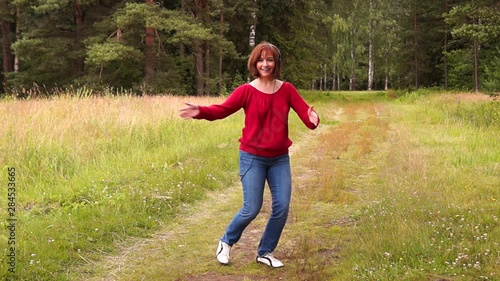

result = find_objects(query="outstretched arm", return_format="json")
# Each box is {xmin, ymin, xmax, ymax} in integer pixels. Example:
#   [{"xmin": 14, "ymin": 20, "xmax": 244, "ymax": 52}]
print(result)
[
  {"xmin": 179, "ymin": 85, "xmax": 247, "ymax": 121},
  {"xmin": 179, "ymin": 102, "xmax": 200, "ymax": 119}
]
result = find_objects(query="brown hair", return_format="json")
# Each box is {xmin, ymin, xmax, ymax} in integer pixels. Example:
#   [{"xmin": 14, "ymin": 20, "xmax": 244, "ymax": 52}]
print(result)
[{"xmin": 247, "ymin": 41, "xmax": 282, "ymax": 78}]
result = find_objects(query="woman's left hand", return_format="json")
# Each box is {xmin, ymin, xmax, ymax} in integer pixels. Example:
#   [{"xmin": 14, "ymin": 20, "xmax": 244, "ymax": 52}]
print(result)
[{"xmin": 308, "ymin": 106, "xmax": 319, "ymax": 126}]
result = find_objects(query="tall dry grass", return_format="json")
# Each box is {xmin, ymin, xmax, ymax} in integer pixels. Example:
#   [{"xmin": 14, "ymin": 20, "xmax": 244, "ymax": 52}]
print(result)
[
  {"xmin": 0, "ymin": 95, "xmax": 245, "ymax": 280},
  {"xmin": 1, "ymin": 91, "xmax": 497, "ymax": 281}
]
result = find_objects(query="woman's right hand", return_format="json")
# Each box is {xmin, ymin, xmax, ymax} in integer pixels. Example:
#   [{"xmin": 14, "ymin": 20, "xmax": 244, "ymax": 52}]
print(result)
[
  {"xmin": 308, "ymin": 106, "xmax": 319, "ymax": 127},
  {"xmin": 179, "ymin": 102, "xmax": 200, "ymax": 119}
]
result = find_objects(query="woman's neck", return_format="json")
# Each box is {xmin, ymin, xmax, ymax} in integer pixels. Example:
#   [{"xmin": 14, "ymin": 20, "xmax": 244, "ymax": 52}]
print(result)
[
  {"xmin": 257, "ymin": 77, "xmax": 275, "ymax": 87},
  {"xmin": 250, "ymin": 77, "xmax": 280, "ymax": 94}
]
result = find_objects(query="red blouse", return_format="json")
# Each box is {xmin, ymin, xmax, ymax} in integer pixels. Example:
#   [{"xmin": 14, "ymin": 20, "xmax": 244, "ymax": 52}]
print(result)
[{"xmin": 195, "ymin": 82, "xmax": 319, "ymax": 157}]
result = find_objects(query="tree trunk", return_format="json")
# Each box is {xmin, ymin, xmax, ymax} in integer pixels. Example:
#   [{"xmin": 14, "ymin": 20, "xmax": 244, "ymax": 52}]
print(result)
[
  {"xmin": 250, "ymin": 12, "xmax": 256, "ymax": 47},
  {"xmin": 204, "ymin": 41, "xmax": 210, "ymax": 93},
  {"xmin": 349, "ymin": 39, "xmax": 356, "ymax": 90},
  {"xmin": 384, "ymin": 55, "xmax": 389, "ymax": 90},
  {"xmin": 194, "ymin": 0, "xmax": 208, "ymax": 95},
  {"xmin": 323, "ymin": 64, "xmax": 327, "ymax": 91},
  {"xmin": 319, "ymin": 63, "xmax": 323, "ymax": 90},
  {"xmin": 473, "ymin": 37, "xmax": 479, "ymax": 93},
  {"xmin": 367, "ymin": 0, "xmax": 374, "ymax": 91},
  {"xmin": 14, "ymin": 7, "xmax": 19, "ymax": 74},
  {"xmin": 195, "ymin": 44, "xmax": 204, "ymax": 95},
  {"xmin": 444, "ymin": 0, "xmax": 448, "ymax": 90},
  {"xmin": 1, "ymin": 19, "xmax": 15, "ymax": 93},
  {"xmin": 368, "ymin": 38, "xmax": 374, "ymax": 91},
  {"xmin": 218, "ymin": 12, "xmax": 223, "ymax": 95},
  {"xmin": 413, "ymin": 0, "xmax": 419, "ymax": 88},
  {"xmin": 249, "ymin": 0, "xmax": 257, "ymax": 48},
  {"xmin": 144, "ymin": 0, "xmax": 155, "ymax": 82},
  {"xmin": 74, "ymin": 0, "xmax": 85, "ymax": 74},
  {"xmin": 332, "ymin": 65, "xmax": 336, "ymax": 91}
]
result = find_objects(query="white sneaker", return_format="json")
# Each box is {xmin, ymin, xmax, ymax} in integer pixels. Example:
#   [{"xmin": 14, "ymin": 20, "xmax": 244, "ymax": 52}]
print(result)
[
  {"xmin": 256, "ymin": 253, "xmax": 284, "ymax": 268},
  {"xmin": 216, "ymin": 240, "xmax": 231, "ymax": 265}
]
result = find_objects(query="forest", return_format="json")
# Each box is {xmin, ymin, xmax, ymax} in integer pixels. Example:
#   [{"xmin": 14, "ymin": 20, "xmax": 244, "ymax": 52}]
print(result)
[{"xmin": 0, "ymin": 0, "xmax": 499, "ymax": 96}]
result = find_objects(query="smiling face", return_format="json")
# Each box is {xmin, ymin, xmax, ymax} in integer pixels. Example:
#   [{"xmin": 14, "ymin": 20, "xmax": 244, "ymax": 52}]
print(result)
[
  {"xmin": 256, "ymin": 50, "xmax": 276, "ymax": 79},
  {"xmin": 247, "ymin": 42, "xmax": 282, "ymax": 79}
]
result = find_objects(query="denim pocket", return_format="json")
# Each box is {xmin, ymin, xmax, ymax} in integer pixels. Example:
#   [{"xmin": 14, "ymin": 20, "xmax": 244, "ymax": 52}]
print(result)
[{"xmin": 239, "ymin": 151, "xmax": 254, "ymax": 180}]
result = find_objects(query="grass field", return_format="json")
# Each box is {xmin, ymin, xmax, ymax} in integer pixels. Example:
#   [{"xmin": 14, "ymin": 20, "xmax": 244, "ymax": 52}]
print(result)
[{"xmin": 0, "ymin": 90, "xmax": 498, "ymax": 280}]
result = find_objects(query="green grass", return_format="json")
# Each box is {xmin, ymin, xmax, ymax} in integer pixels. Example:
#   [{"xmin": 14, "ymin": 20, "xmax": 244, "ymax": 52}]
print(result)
[
  {"xmin": 300, "ymin": 90, "xmax": 388, "ymax": 104},
  {"xmin": 0, "ymin": 91, "xmax": 498, "ymax": 280},
  {"xmin": 329, "ymin": 93, "xmax": 499, "ymax": 280},
  {"xmin": 0, "ymin": 96, "xmax": 245, "ymax": 280},
  {"xmin": 0, "ymin": 94, "xmax": 317, "ymax": 280}
]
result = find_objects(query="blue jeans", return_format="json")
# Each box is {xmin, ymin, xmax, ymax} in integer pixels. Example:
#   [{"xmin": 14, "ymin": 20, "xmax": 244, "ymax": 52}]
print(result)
[{"xmin": 221, "ymin": 150, "xmax": 292, "ymax": 257}]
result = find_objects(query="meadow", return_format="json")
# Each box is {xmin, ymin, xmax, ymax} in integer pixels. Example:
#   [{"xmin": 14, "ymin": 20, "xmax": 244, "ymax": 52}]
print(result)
[{"xmin": 0, "ymin": 90, "xmax": 498, "ymax": 280}]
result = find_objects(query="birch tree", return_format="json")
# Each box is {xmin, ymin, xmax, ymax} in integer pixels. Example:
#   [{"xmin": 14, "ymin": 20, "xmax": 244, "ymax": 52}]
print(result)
[
  {"xmin": 367, "ymin": 0, "xmax": 375, "ymax": 90},
  {"xmin": 347, "ymin": 0, "xmax": 368, "ymax": 90},
  {"xmin": 331, "ymin": 14, "xmax": 350, "ymax": 90},
  {"xmin": 377, "ymin": 0, "xmax": 400, "ymax": 90}
]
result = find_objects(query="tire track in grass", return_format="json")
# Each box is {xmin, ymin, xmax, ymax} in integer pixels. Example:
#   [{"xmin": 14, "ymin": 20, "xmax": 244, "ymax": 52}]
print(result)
[
  {"xmin": 82, "ymin": 123, "xmax": 331, "ymax": 281},
  {"xmin": 82, "ymin": 103, "xmax": 389, "ymax": 281},
  {"xmin": 286, "ymin": 104, "xmax": 391, "ymax": 280}
]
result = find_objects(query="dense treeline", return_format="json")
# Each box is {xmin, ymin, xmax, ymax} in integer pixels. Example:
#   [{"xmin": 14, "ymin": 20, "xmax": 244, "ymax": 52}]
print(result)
[{"xmin": 0, "ymin": 0, "xmax": 499, "ymax": 96}]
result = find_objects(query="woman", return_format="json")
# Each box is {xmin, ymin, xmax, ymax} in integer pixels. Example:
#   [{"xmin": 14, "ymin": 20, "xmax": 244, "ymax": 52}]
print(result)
[{"xmin": 179, "ymin": 41, "xmax": 319, "ymax": 268}]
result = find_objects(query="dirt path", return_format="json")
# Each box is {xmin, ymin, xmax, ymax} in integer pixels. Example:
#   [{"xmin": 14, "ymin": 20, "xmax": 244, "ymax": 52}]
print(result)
[
  {"xmin": 83, "ymin": 104, "xmax": 386, "ymax": 281},
  {"xmin": 84, "ymin": 124, "xmax": 330, "ymax": 281}
]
